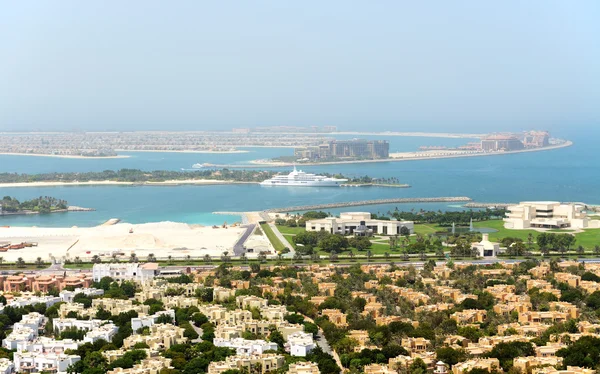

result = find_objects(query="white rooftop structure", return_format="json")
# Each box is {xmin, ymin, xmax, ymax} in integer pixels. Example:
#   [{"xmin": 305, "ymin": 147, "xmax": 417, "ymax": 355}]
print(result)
[
  {"xmin": 92, "ymin": 263, "xmax": 159, "ymax": 283},
  {"xmin": 14, "ymin": 351, "xmax": 80, "ymax": 374},
  {"xmin": 213, "ymin": 338, "xmax": 278, "ymax": 355},
  {"xmin": 285, "ymin": 332, "xmax": 316, "ymax": 357}
]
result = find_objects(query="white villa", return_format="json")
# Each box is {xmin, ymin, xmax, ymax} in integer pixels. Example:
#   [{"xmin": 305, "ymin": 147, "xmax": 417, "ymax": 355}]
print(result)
[
  {"xmin": 504, "ymin": 201, "xmax": 600, "ymax": 230},
  {"xmin": 471, "ymin": 234, "xmax": 500, "ymax": 257},
  {"xmin": 305, "ymin": 212, "xmax": 414, "ymax": 236}
]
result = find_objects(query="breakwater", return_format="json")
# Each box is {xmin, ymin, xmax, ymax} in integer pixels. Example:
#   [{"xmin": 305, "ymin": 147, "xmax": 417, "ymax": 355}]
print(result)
[
  {"xmin": 264, "ymin": 196, "xmax": 472, "ymax": 213},
  {"xmin": 464, "ymin": 202, "xmax": 513, "ymax": 209}
]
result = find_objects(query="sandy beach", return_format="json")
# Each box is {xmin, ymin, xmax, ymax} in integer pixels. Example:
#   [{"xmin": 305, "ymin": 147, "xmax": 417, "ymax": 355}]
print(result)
[
  {"xmin": 0, "ymin": 152, "xmax": 130, "ymax": 159},
  {"xmin": 0, "ymin": 179, "xmax": 259, "ymax": 188},
  {"xmin": 0, "ymin": 222, "xmax": 247, "ymax": 262}
]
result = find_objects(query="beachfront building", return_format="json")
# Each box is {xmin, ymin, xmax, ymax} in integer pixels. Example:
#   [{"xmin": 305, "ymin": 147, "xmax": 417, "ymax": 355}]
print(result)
[
  {"xmin": 305, "ymin": 212, "xmax": 414, "ymax": 236},
  {"xmin": 503, "ymin": 201, "xmax": 599, "ymax": 230},
  {"xmin": 92, "ymin": 263, "xmax": 159, "ymax": 283},
  {"xmin": 294, "ymin": 139, "xmax": 389, "ymax": 160},
  {"xmin": 481, "ymin": 135, "xmax": 524, "ymax": 151},
  {"xmin": 471, "ymin": 234, "xmax": 500, "ymax": 257}
]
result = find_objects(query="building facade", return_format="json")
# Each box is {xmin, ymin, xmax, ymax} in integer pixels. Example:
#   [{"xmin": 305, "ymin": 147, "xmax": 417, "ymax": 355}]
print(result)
[
  {"xmin": 504, "ymin": 201, "xmax": 599, "ymax": 229},
  {"xmin": 305, "ymin": 212, "xmax": 414, "ymax": 236}
]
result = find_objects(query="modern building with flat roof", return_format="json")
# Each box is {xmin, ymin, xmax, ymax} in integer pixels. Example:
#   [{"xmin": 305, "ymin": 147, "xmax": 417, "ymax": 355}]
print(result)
[
  {"xmin": 305, "ymin": 212, "xmax": 414, "ymax": 236},
  {"xmin": 504, "ymin": 201, "xmax": 600, "ymax": 230}
]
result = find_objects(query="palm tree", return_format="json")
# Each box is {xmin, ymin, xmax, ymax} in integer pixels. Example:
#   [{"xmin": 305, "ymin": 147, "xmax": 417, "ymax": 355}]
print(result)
[
  {"xmin": 167, "ymin": 255, "xmax": 173, "ymax": 264},
  {"xmin": 147, "ymin": 253, "xmax": 156, "ymax": 262},
  {"xmin": 258, "ymin": 253, "xmax": 267, "ymax": 264},
  {"xmin": 419, "ymin": 250, "xmax": 426, "ymax": 261},
  {"xmin": 91, "ymin": 255, "xmax": 101, "ymax": 264},
  {"xmin": 329, "ymin": 251, "xmax": 338, "ymax": 263},
  {"xmin": 576, "ymin": 246, "xmax": 585, "ymax": 257},
  {"xmin": 0, "ymin": 256, "xmax": 4, "ymax": 265},
  {"xmin": 16, "ymin": 257, "xmax": 25, "ymax": 268},
  {"xmin": 435, "ymin": 248, "xmax": 444, "ymax": 258},
  {"xmin": 348, "ymin": 250, "xmax": 355, "ymax": 262},
  {"xmin": 186, "ymin": 254, "xmax": 192, "ymax": 264},
  {"xmin": 594, "ymin": 245, "xmax": 600, "ymax": 257},
  {"xmin": 203, "ymin": 254, "xmax": 212, "ymax": 263},
  {"xmin": 35, "ymin": 257, "xmax": 44, "ymax": 268},
  {"xmin": 311, "ymin": 253, "xmax": 320, "ymax": 263},
  {"xmin": 221, "ymin": 251, "xmax": 231, "ymax": 263},
  {"xmin": 111, "ymin": 253, "xmax": 119, "ymax": 263},
  {"xmin": 129, "ymin": 253, "xmax": 138, "ymax": 263},
  {"xmin": 366, "ymin": 250, "xmax": 372, "ymax": 262},
  {"xmin": 74, "ymin": 256, "xmax": 82, "ymax": 264},
  {"xmin": 240, "ymin": 253, "xmax": 248, "ymax": 264},
  {"xmin": 402, "ymin": 251, "xmax": 409, "ymax": 261},
  {"xmin": 276, "ymin": 253, "xmax": 283, "ymax": 264},
  {"xmin": 527, "ymin": 233, "xmax": 534, "ymax": 249},
  {"xmin": 293, "ymin": 252, "xmax": 303, "ymax": 263}
]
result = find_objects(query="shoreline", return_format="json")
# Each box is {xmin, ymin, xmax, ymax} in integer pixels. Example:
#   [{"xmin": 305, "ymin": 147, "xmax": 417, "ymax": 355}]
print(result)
[
  {"xmin": 0, "ymin": 180, "xmax": 260, "ymax": 188},
  {"xmin": 217, "ymin": 141, "xmax": 573, "ymax": 168},
  {"xmin": 0, "ymin": 152, "xmax": 130, "ymax": 159},
  {"xmin": 116, "ymin": 149, "xmax": 250, "ymax": 154}
]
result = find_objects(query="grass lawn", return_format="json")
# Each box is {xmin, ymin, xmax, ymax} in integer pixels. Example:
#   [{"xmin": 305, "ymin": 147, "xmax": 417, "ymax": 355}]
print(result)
[
  {"xmin": 472, "ymin": 220, "xmax": 538, "ymax": 243},
  {"xmin": 572, "ymin": 229, "xmax": 600, "ymax": 249},
  {"xmin": 275, "ymin": 226, "xmax": 306, "ymax": 235},
  {"xmin": 414, "ymin": 223, "xmax": 444, "ymax": 236},
  {"xmin": 260, "ymin": 223, "xmax": 287, "ymax": 252}
]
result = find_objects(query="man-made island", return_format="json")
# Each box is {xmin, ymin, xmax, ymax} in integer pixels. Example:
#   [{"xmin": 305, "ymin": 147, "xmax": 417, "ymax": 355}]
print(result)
[
  {"xmin": 0, "ymin": 196, "xmax": 92, "ymax": 215},
  {"xmin": 0, "ymin": 169, "xmax": 409, "ymax": 188}
]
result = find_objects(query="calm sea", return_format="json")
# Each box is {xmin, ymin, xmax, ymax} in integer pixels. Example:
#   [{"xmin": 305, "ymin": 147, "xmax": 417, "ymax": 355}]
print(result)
[{"xmin": 0, "ymin": 132, "xmax": 596, "ymax": 227}]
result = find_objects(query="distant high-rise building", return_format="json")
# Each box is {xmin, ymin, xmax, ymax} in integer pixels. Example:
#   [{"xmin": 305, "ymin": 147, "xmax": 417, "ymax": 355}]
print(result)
[
  {"xmin": 522, "ymin": 131, "xmax": 550, "ymax": 148},
  {"xmin": 481, "ymin": 135, "xmax": 524, "ymax": 152},
  {"xmin": 294, "ymin": 139, "xmax": 389, "ymax": 160}
]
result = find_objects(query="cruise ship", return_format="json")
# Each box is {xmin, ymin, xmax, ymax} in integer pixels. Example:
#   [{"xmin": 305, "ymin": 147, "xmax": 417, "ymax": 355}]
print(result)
[{"xmin": 260, "ymin": 167, "xmax": 347, "ymax": 187}]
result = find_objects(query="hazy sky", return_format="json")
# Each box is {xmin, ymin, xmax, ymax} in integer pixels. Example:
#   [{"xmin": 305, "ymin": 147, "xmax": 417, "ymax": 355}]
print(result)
[{"xmin": 1, "ymin": 1, "xmax": 599, "ymax": 133}]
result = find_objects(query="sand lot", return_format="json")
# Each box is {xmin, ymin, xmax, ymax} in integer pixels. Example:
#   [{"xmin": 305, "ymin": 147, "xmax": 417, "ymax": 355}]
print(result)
[{"xmin": 0, "ymin": 222, "xmax": 245, "ymax": 262}]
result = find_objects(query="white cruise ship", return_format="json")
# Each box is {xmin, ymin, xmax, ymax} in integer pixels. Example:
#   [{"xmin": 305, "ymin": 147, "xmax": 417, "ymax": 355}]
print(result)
[{"xmin": 260, "ymin": 167, "xmax": 347, "ymax": 187}]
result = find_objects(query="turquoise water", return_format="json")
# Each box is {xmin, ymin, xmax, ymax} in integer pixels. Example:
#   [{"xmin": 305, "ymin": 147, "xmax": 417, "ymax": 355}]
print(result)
[{"xmin": 0, "ymin": 132, "xmax": 595, "ymax": 227}]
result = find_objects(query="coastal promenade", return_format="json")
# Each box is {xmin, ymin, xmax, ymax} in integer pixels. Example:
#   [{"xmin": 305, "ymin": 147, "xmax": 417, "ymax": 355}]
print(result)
[{"xmin": 264, "ymin": 196, "xmax": 472, "ymax": 213}]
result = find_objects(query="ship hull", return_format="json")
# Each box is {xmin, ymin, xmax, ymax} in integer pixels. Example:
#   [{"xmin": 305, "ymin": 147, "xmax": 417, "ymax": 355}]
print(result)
[{"xmin": 259, "ymin": 180, "xmax": 345, "ymax": 187}]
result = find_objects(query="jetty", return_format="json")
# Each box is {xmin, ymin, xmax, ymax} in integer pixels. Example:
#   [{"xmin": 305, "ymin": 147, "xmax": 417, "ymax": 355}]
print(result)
[
  {"xmin": 464, "ymin": 202, "xmax": 513, "ymax": 209},
  {"xmin": 264, "ymin": 196, "xmax": 472, "ymax": 213}
]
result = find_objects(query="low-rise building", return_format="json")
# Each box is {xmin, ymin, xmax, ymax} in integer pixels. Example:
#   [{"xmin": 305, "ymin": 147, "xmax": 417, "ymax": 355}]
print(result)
[
  {"xmin": 13, "ymin": 352, "xmax": 80, "ymax": 374},
  {"xmin": 306, "ymin": 212, "xmax": 414, "ymax": 236},
  {"xmin": 287, "ymin": 362, "xmax": 320, "ymax": 374},
  {"xmin": 92, "ymin": 263, "xmax": 159, "ymax": 283},
  {"xmin": 286, "ymin": 332, "xmax": 316, "ymax": 357},
  {"xmin": 452, "ymin": 358, "xmax": 500, "ymax": 374}
]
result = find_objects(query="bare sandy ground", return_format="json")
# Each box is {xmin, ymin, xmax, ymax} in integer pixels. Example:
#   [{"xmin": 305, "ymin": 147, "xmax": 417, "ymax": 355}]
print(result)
[{"xmin": 0, "ymin": 222, "xmax": 245, "ymax": 262}]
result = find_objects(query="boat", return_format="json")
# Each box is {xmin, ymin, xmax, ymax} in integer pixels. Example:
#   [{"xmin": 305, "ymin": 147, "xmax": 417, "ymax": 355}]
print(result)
[
  {"xmin": 260, "ymin": 166, "xmax": 347, "ymax": 187},
  {"xmin": 192, "ymin": 163, "xmax": 208, "ymax": 168}
]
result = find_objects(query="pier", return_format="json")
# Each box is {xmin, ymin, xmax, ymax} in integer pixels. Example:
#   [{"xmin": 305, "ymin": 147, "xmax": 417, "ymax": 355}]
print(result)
[{"xmin": 264, "ymin": 196, "xmax": 472, "ymax": 213}]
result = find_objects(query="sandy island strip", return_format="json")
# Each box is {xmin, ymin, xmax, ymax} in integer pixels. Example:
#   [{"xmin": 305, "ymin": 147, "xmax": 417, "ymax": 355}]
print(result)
[
  {"xmin": 236, "ymin": 141, "xmax": 573, "ymax": 168},
  {"xmin": 116, "ymin": 149, "xmax": 250, "ymax": 154},
  {"xmin": 0, "ymin": 180, "xmax": 259, "ymax": 188},
  {"xmin": 0, "ymin": 152, "xmax": 130, "ymax": 159}
]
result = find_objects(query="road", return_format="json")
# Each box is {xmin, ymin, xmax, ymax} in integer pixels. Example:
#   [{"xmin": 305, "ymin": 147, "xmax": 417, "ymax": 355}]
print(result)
[{"xmin": 232, "ymin": 224, "xmax": 256, "ymax": 256}]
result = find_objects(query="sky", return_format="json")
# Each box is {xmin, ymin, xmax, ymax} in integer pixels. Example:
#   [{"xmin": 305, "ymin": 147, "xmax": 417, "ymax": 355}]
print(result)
[{"xmin": 1, "ymin": 1, "xmax": 599, "ymax": 134}]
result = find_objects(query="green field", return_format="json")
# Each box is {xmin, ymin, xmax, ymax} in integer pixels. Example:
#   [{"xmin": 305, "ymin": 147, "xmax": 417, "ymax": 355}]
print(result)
[{"xmin": 260, "ymin": 223, "xmax": 287, "ymax": 252}]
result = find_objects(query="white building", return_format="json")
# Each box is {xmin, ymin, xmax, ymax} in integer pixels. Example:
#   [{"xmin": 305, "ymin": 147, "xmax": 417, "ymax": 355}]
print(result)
[
  {"xmin": 306, "ymin": 212, "xmax": 414, "ymax": 236},
  {"xmin": 13, "ymin": 352, "xmax": 80, "ymax": 374},
  {"xmin": 60, "ymin": 288, "xmax": 104, "ymax": 303},
  {"xmin": 53, "ymin": 318, "xmax": 104, "ymax": 333},
  {"xmin": 471, "ymin": 234, "xmax": 500, "ymax": 258},
  {"xmin": 131, "ymin": 310, "xmax": 176, "ymax": 331},
  {"xmin": 3, "ymin": 328, "xmax": 36, "ymax": 350},
  {"xmin": 286, "ymin": 332, "xmax": 316, "ymax": 357},
  {"xmin": 92, "ymin": 263, "xmax": 159, "ymax": 283},
  {"xmin": 504, "ymin": 201, "xmax": 600, "ymax": 230},
  {"xmin": 17, "ymin": 337, "xmax": 79, "ymax": 354},
  {"xmin": 213, "ymin": 338, "xmax": 278, "ymax": 355},
  {"xmin": 0, "ymin": 358, "xmax": 13, "ymax": 374},
  {"xmin": 8, "ymin": 295, "xmax": 61, "ymax": 308},
  {"xmin": 84, "ymin": 324, "xmax": 119, "ymax": 344}
]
